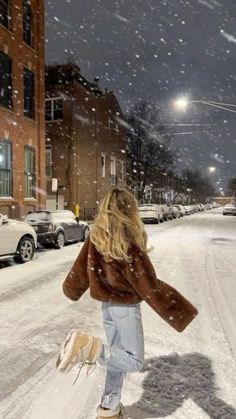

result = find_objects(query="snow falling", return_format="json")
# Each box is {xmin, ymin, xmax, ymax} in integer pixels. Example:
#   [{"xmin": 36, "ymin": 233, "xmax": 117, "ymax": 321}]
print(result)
[
  {"xmin": 1, "ymin": 1, "xmax": 236, "ymax": 418},
  {"xmin": 45, "ymin": 0, "xmax": 236, "ymax": 194}
]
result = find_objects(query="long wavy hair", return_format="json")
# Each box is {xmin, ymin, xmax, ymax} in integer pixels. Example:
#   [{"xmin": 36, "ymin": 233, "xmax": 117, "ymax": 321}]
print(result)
[{"xmin": 90, "ymin": 188, "xmax": 148, "ymax": 262}]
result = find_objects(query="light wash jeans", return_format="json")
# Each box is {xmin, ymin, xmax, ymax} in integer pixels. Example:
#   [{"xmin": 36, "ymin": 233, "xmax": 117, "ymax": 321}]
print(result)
[{"xmin": 98, "ymin": 302, "xmax": 144, "ymax": 411}]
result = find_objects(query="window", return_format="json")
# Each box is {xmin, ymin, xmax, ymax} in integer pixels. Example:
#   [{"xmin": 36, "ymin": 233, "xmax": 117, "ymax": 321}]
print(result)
[
  {"xmin": 0, "ymin": 50, "xmax": 12, "ymax": 109},
  {"xmin": 0, "ymin": 0, "xmax": 12, "ymax": 30},
  {"xmin": 45, "ymin": 98, "xmax": 63, "ymax": 121},
  {"xmin": 101, "ymin": 153, "xmax": 106, "ymax": 178},
  {"xmin": 23, "ymin": 0, "xmax": 33, "ymax": 47},
  {"xmin": 110, "ymin": 156, "xmax": 117, "ymax": 185},
  {"xmin": 118, "ymin": 160, "xmax": 124, "ymax": 181},
  {"xmin": 45, "ymin": 145, "xmax": 52, "ymax": 178},
  {"xmin": 24, "ymin": 67, "xmax": 34, "ymax": 118},
  {"xmin": 0, "ymin": 140, "xmax": 12, "ymax": 196},
  {"xmin": 108, "ymin": 118, "xmax": 113, "ymax": 130},
  {"xmin": 24, "ymin": 146, "xmax": 35, "ymax": 197}
]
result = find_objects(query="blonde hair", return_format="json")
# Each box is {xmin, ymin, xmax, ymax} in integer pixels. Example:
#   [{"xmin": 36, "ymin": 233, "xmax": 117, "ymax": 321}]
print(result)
[{"xmin": 90, "ymin": 188, "xmax": 148, "ymax": 262}]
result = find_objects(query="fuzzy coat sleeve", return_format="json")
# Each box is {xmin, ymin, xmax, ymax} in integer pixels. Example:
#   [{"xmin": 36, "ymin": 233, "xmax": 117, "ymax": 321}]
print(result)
[
  {"xmin": 62, "ymin": 236, "xmax": 90, "ymax": 301},
  {"xmin": 122, "ymin": 247, "xmax": 198, "ymax": 332}
]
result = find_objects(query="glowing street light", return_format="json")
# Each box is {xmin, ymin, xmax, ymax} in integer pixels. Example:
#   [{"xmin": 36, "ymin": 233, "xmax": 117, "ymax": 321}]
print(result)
[
  {"xmin": 208, "ymin": 166, "xmax": 216, "ymax": 173},
  {"xmin": 173, "ymin": 96, "xmax": 236, "ymax": 114},
  {"xmin": 173, "ymin": 97, "xmax": 189, "ymax": 112}
]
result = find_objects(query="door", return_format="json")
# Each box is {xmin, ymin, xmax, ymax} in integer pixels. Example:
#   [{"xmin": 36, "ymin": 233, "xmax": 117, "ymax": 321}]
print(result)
[
  {"xmin": 0, "ymin": 217, "xmax": 18, "ymax": 255},
  {"xmin": 68, "ymin": 218, "xmax": 83, "ymax": 241}
]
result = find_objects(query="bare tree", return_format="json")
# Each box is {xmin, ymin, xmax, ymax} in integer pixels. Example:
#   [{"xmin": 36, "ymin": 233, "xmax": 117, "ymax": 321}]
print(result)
[
  {"xmin": 228, "ymin": 177, "xmax": 236, "ymax": 194},
  {"xmin": 126, "ymin": 101, "xmax": 177, "ymax": 199},
  {"xmin": 182, "ymin": 169, "xmax": 215, "ymax": 203}
]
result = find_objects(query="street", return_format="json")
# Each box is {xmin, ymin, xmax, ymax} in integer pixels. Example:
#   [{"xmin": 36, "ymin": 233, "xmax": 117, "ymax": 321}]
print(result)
[{"xmin": 0, "ymin": 209, "xmax": 236, "ymax": 419}]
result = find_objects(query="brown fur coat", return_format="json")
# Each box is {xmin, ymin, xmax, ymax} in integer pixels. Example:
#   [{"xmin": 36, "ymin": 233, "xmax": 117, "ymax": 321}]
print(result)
[{"xmin": 63, "ymin": 236, "xmax": 198, "ymax": 332}]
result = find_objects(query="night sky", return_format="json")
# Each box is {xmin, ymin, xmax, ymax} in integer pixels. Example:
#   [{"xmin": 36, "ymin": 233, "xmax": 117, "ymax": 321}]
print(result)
[{"xmin": 45, "ymin": 0, "xmax": 236, "ymax": 193}]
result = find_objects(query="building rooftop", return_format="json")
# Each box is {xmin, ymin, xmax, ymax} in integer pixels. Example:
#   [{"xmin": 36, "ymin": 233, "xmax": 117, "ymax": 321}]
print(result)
[{"xmin": 45, "ymin": 64, "xmax": 110, "ymax": 97}]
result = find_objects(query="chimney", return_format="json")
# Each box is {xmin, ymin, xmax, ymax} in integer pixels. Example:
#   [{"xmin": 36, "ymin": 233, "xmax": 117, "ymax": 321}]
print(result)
[{"xmin": 94, "ymin": 76, "xmax": 100, "ymax": 87}]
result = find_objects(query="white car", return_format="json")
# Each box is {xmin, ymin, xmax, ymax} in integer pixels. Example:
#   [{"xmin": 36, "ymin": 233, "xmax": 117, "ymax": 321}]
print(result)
[
  {"xmin": 222, "ymin": 204, "xmax": 236, "ymax": 216},
  {"xmin": 174, "ymin": 204, "xmax": 186, "ymax": 217},
  {"xmin": 138, "ymin": 204, "xmax": 164, "ymax": 224},
  {"xmin": 0, "ymin": 214, "xmax": 37, "ymax": 263}
]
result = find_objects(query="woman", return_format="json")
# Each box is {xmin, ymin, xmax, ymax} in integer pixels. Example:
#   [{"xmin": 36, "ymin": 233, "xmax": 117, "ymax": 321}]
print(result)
[{"xmin": 57, "ymin": 188, "xmax": 198, "ymax": 419}]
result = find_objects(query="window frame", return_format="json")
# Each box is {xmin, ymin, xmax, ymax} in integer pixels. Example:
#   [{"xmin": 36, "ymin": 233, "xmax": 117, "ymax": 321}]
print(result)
[
  {"xmin": 101, "ymin": 152, "xmax": 106, "ymax": 178},
  {"xmin": 45, "ymin": 97, "xmax": 63, "ymax": 121},
  {"xmin": 108, "ymin": 117, "xmax": 113, "ymax": 130},
  {"xmin": 24, "ymin": 145, "xmax": 35, "ymax": 198},
  {"xmin": 0, "ymin": 139, "xmax": 12, "ymax": 197},
  {"xmin": 0, "ymin": 50, "xmax": 13, "ymax": 110},
  {"xmin": 110, "ymin": 155, "xmax": 117, "ymax": 185},
  {"xmin": 118, "ymin": 159, "xmax": 124, "ymax": 181},
  {"xmin": 23, "ymin": 67, "xmax": 35, "ymax": 119},
  {"xmin": 0, "ymin": 0, "xmax": 12, "ymax": 30},
  {"xmin": 23, "ymin": 0, "xmax": 34, "ymax": 47},
  {"xmin": 45, "ymin": 144, "xmax": 52, "ymax": 179}
]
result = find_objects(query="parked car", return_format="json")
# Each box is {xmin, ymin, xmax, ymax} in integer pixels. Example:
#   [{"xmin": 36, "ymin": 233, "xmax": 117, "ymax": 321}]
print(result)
[
  {"xmin": 183, "ymin": 205, "xmax": 192, "ymax": 215},
  {"xmin": 24, "ymin": 210, "xmax": 90, "ymax": 248},
  {"xmin": 160, "ymin": 205, "xmax": 173, "ymax": 221},
  {"xmin": 222, "ymin": 204, "xmax": 236, "ymax": 216},
  {"xmin": 169, "ymin": 205, "xmax": 181, "ymax": 219},
  {"xmin": 138, "ymin": 204, "xmax": 164, "ymax": 224},
  {"xmin": 174, "ymin": 204, "xmax": 186, "ymax": 217},
  {"xmin": 205, "ymin": 203, "xmax": 213, "ymax": 210},
  {"xmin": 0, "ymin": 213, "xmax": 37, "ymax": 263},
  {"xmin": 189, "ymin": 205, "xmax": 198, "ymax": 213},
  {"xmin": 199, "ymin": 203, "xmax": 205, "ymax": 211}
]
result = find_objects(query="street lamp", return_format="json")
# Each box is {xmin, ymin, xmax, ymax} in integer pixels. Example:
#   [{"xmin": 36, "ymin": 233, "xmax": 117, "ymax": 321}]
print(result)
[{"xmin": 173, "ymin": 97, "xmax": 236, "ymax": 114}]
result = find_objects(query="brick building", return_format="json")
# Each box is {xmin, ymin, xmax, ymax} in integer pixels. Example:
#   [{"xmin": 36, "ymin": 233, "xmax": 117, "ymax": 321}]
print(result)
[
  {"xmin": 0, "ymin": 0, "xmax": 45, "ymax": 219},
  {"xmin": 45, "ymin": 64, "xmax": 127, "ymax": 219}
]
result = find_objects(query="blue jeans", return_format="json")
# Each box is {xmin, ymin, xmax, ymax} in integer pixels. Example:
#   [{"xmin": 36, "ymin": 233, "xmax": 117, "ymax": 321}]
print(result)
[{"xmin": 98, "ymin": 302, "xmax": 144, "ymax": 411}]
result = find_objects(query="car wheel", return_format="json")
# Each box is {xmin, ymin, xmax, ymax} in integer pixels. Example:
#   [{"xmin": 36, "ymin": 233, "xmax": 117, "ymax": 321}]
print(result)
[
  {"xmin": 82, "ymin": 227, "xmax": 90, "ymax": 241},
  {"xmin": 55, "ymin": 232, "xmax": 65, "ymax": 249},
  {"xmin": 14, "ymin": 236, "xmax": 35, "ymax": 263}
]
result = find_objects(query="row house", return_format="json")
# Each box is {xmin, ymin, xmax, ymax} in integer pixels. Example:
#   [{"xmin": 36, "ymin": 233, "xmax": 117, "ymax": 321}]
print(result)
[
  {"xmin": 45, "ymin": 64, "xmax": 127, "ymax": 220},
  {"xmin": 0, "ymin": 0, "xmax": 45, "ymax": 219}
]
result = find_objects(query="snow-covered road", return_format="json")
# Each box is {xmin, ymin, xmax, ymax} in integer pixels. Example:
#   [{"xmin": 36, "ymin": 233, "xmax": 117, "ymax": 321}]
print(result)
[{"xmin": 0, "ymin": 208, "xmax": 236, "ymax": 419}]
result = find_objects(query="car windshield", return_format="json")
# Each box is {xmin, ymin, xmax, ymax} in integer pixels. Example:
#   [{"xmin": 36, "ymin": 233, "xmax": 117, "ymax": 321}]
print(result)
[{"xmin": 25, "ymin": 212, "xmax": 52, "ymax": 222}]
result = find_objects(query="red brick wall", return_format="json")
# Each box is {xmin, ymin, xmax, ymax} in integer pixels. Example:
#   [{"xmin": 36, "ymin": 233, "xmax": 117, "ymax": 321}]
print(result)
[
  {"xmin": 46, "ymin": 76, "xmax": 127, "ymax": 219},
  {"xmin": 0, "ymin": 0, "xmax": 45, "ymax": 219}
]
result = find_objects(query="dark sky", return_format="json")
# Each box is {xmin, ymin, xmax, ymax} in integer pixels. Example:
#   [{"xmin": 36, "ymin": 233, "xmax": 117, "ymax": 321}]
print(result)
[{"xmin": 45, "ymin": 0, "xmax": 236, "ymax": 193}]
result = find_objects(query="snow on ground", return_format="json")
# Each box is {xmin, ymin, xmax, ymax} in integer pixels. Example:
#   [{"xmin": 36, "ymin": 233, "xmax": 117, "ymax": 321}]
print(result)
[{"xmin": 0, "ymin": 208, "xmax": 236, "ymax": 419}]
